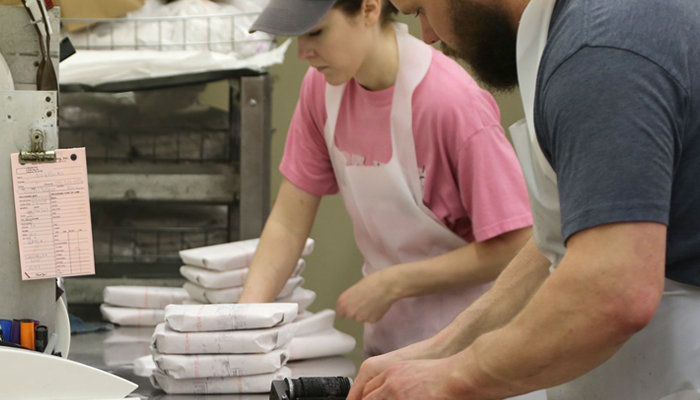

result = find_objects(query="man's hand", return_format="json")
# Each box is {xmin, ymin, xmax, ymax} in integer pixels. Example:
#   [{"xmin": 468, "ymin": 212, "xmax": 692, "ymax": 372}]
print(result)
[
  {"xmin": 361, "ymin": 358, "xmax": 466, "ymax": 400},
  {"xmin": 336, "ymin": 270, "xmax": 400, "ymax": 323},
  {"xmin": 348, "ymin": 339, "xmax": 444, "ymax": 400}
]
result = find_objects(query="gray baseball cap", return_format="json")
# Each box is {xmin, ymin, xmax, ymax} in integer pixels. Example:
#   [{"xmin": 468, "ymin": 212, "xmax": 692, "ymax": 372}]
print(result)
[{"xmin": 250, "ymin": 0, "xmax": 338, "ymax": 36}]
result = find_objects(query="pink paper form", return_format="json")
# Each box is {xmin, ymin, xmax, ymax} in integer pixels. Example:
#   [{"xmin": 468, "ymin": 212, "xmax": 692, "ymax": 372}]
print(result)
[{"xmin": 11, "ymin": 148, "xmax": 95, "ymax": 280}]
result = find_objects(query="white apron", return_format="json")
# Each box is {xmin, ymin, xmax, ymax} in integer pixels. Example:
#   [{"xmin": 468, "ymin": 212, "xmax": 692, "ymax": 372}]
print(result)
[
  {"xmin": 510, "ymin": 0, "xmax": 700, "ymax": 399},
  {"xmin": 323, "ymin": 24, "xmax": 493, "ymax": 357}
]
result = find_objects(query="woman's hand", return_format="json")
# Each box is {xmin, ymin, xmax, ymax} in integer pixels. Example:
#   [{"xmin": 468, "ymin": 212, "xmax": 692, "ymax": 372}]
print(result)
[{"xmin": 336, "ymin": 269, "xmax": 402, "ymax": 323}]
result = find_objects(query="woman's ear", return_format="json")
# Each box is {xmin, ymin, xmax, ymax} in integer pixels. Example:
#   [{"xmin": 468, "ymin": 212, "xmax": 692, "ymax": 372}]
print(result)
[{"xmin": 362, "ymin": 0, "xmax": 383, "ymax": 27}]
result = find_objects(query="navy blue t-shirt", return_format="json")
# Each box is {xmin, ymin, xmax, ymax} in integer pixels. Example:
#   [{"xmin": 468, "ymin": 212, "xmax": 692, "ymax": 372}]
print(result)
[{"xmin": 534, "ymin": 0, "xmax": 700, "ymax": 285}]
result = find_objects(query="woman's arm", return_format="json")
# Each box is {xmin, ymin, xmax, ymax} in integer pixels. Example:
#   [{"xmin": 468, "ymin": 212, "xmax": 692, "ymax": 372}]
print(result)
[
  {"xmin": 336, "ymin": 226, "xmax": 532, "ymax": 322},
  {"xmin": 238, "ymin": 177, "xmax": 321, "ymax": 303},
  {"xmin": 392, "ymin": 226, "xmax": 532, "ymax": 297}
]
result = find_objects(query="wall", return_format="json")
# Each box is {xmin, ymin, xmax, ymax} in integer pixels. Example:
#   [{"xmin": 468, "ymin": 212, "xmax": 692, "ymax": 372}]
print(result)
[{"xmin": 260, "ymin": 16, "xmax": 524, "ymax": 365}]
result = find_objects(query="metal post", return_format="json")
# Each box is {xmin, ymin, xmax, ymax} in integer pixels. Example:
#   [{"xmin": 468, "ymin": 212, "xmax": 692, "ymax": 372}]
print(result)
[
  {"xmin": 237, "ymin": 75, "xmax": 272, "ymax": 240},
  {"xmin": 0, "ymin": 6, "xmax": 61, "ymax": 334}
]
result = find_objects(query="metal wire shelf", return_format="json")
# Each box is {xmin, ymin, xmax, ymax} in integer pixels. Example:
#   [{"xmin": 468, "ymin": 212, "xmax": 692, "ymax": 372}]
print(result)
[
  {"xmin": 94, "ymin": 226, "xmax": 229, "ymax": 264},
  {"xmin": 63, "ymin": 12, "xmax": 273, "ymax": 52},
  {"xmin": 60, "ymin": 127, "xmax": 236, "ymax": 163}
]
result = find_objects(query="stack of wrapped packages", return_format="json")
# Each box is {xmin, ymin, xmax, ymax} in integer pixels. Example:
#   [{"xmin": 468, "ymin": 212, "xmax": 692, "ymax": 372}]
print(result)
[
  {"xmin": 101, "ymin": 286, "xmax": 192, "ymax": 327},
  {"xmin": 178, "ymin": 238, "xmax": 316, "ymax": 311},
  {"xmin": 148, "ymin": 303, "xmax": 357, "ymax": 394},
  {"xmin": 129, "ymin": 237, "xmax": 358, "ymax": 395}
]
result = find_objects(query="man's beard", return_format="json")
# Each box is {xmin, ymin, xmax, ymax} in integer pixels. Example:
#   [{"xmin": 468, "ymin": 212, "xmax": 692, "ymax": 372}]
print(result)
[{"xmin": 442, "ymin": 0, "xmax": 519, "ymax": 92}]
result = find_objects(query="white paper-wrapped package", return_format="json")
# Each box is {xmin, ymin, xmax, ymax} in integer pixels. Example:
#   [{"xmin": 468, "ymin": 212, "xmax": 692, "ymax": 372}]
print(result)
[
  {"xmin": 103, "ymin": 286, "xmax": 192, "ymax": 309},
  {"xmin": 152, "ymin": 322, "xmax": 296, "ymax": 354},
  {"xmin": 180, "ymin": 259, "xmax": 306, "ymax": 289},
  {"xmin": 153, "ymin": 348, "xmax": 290, "ymax": 378},
  {"xmin": 104, "ymin": 327, "xmax": 155, "ymax": 365},
  {"xmin": 278, "ymin": 288, "xmax": 316, "ymax": 313},
  {"xmin": 180, "ymin": 288, "xmax": 316, "ymax": 313},
  {"xmin": 101, "ymin": 303, "xmax": 165, "ymax": 326},
  {"xmin": 151, "ymin": 368, "xmax": 291, "ymax": 394},
  {"xmin": 183, "ymin": 276, "xmax": 304, "ymax": 304},
  {"xmin": 287, "ymin": 356, "xmax": 357, "ymax": 378},
  {"xmin": 105, "ymin": 326, "xmax": 155, "ymax": 343},
  {"xmin": 104, "ymin": 341, "xmax": 152, "ymax": 367},
  {"xmin": 292, "ymin": 309, "xmax": 336, "ymax": 336},
  {"xmin": 165, "ymin": 303, "xmax": 298, "ymax": 332},
  {"xmin": 288, "ymin": 329, "xmax": 356, "ymax": 361},
  {"xmin": 134, "ymin": 355, "xmax": 158, "ymax": 377},
  {"xmin": 181, "ymin": 299, "xmax": 207, "ymax": 305},
  {"xmin": 179, "ymin": 238, "xmax": 314, "ymax": 271}
]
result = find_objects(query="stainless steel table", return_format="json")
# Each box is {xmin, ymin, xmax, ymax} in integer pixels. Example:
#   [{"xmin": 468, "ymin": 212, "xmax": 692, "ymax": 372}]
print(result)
[{"xmin": 68, "ymin": 329, "xmax": 357, "ymax": 400}]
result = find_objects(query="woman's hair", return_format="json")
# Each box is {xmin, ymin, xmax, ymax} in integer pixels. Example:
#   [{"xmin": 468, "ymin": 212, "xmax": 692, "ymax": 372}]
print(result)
[{"xmin": 333, "ymin": 0, "xmax": 399, "ymax": 25}]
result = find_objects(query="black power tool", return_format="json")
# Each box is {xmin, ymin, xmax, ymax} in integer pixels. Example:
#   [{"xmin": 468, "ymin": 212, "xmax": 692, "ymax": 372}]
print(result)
[{"xmin": 270, "ymin": 377, "xmax": 353, "ymax": 400}]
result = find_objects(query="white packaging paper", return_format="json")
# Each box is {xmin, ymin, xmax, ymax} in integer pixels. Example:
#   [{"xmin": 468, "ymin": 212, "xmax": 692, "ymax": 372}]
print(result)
[
  {"xmin": 104, "ymin": 327, "xmax": 155, "ymax": 366},
  {"xmin": 134, "ymin": 355, "xmax": 157, "ymax": 377},
  {"xmin": 104, "ymin": 341, "xmax": 152, "ymax": 367},
  {"xmin": 152, "ymin": 348, "xmax": 290, "ymax": 378},
  {"xmin": 67, "ymin": 0, "xmax": 274, "ymax": 58},
  {"xmin": 183, "ymin": 276, "xmax": 303, "ymax": 304},
  {"xmin": 276, "ymin": 287, "xmax": 316, "ymax": 313},
  {"xmin": 151, "ymin": 393, "xmax": 268, "ymax": 400},
  {"xmin": 287, "ymin": 356, "xmax": 357, "ymax": 379},
  {"xmin": 165, "ymin": 303, "xmax": 298, "ymax": 332},
  {"xmin": 180, "ymin": 259, "xmax": 305, "ymax": 289},
  {"xmin": 180, "ymin": 288, "xmax": 316, "ymax": 312},
  {"xmin": 181, "ymin": 299, "xmax": 206, "ymax": 305},
  {"xmin": 294, "ymin": 310, "xmax": 314, "ymax": 321},
  {"xmin": 151, "ymin": 368, "xmax": 291, "ymax": 394},
  {"xmin": 291, "ymin": 309, "xmax": 336, "ymax": 336},
  {"xmin": 105, "ymin": 326, "xmax": 156, "ymax": 343},
  {"xmin": 103, "ymin": 286, "xmax": 192, "ymax": 309},
  {"xmin": 152, "ymin": 322, "xmax": 296, "ymax": 354},
  {"xmin": 288, "ymin": 329, "xmax": 356, "ymax": 361},
  {"xmin": 179, "ymin": 238, "xmax": 314, "ymax": 271},
  {"xmin": 101, "ymin": 303, "xmax": 165, "ymax": 326}
]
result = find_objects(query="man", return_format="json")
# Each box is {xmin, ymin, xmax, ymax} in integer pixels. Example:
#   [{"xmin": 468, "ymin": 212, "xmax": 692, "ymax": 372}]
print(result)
[{"xmin": 346, "ymin": 0, "xmax": 700, "ymax": 399}]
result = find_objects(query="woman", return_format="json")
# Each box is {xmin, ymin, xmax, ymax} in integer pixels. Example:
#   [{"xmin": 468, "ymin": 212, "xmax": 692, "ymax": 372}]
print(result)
[{"xmin": 240, "ymin": 0, "xmax": 533, "ymax": 357}]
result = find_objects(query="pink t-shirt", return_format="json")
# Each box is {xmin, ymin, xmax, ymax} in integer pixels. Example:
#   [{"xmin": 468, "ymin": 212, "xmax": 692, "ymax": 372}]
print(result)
[{"xmin": 281, "ymin": 48, "xmax": 532, "ymax": 242}]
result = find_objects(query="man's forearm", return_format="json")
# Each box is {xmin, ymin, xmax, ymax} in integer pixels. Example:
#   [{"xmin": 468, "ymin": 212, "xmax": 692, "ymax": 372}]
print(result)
[
  {"xmin": 423, "ymin": 237, "xmax": 551, "ymax": 358},
  {"xmin": 390, "ymin": 227, "xmax": 533, "ymax": 300},
  {"xmin": 449, "ymin": 223, "xmax": 666, "ymax": 399},
  {"xmin": 345, "ymin": 238, "xmax": 551, "ymax": 400}
]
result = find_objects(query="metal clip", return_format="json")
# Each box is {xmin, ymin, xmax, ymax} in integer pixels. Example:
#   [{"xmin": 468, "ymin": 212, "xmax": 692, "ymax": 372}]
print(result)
[
  {"xmin": 23, "ymin": 18, "xmax": 44, "ymax": 28},
  {"xmin": 19, "ymin": 130, "xmax": 56, "ymax": 164}
]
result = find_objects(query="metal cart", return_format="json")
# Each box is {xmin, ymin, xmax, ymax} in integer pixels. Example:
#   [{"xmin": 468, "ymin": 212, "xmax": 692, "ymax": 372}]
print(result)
[{"xmin": 59, "ymin": 12, "xmax": 275, "ymax": 312}]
